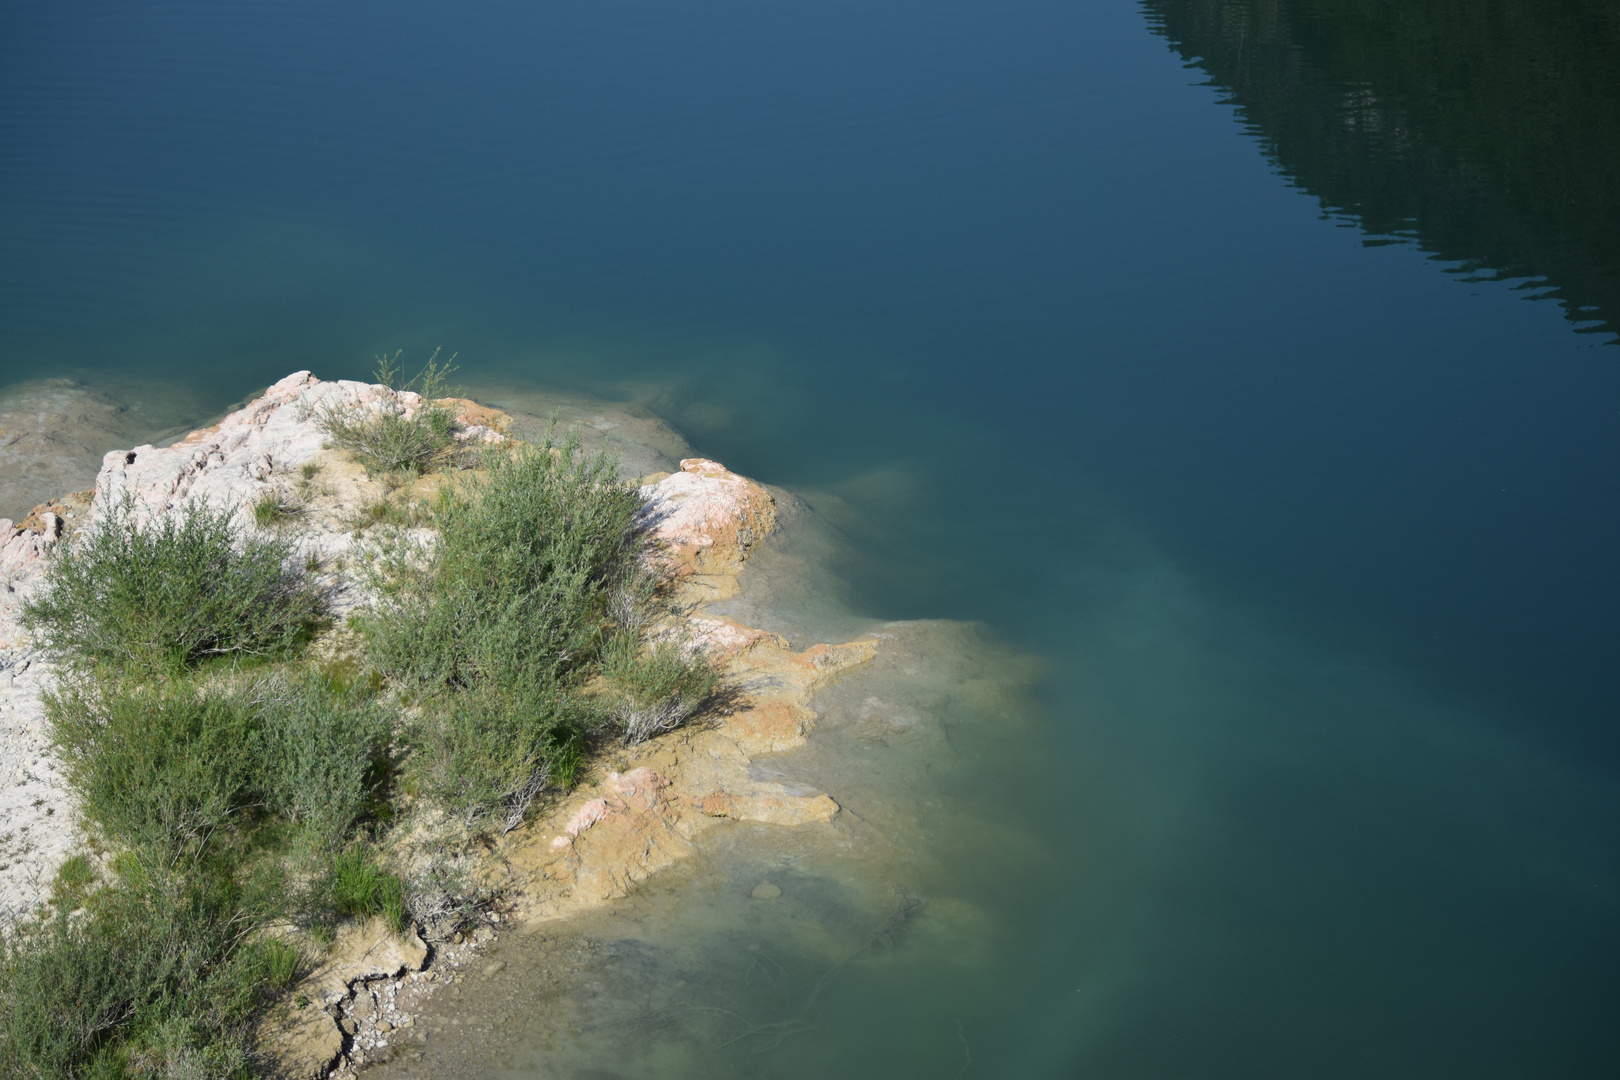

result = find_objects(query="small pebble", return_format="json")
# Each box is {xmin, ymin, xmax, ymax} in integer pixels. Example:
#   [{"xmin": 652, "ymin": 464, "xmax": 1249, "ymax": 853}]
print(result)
[{"xmin": 750, "ymin": 882, "xmax": 782, "ymax": 900}]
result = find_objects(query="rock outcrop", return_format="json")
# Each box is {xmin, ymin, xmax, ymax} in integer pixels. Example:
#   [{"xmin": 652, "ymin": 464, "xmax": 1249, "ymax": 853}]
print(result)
[
  {"xmin": 89, "ymin": 371, "xmax": 500, "ymax": 529},
  {"xmin": 635, "ymin": 457, "xmax": 779, "ymax": 604},
  {"xmin": 0, "ymin": 372, "xmax": 895, "ymax": 1079}
]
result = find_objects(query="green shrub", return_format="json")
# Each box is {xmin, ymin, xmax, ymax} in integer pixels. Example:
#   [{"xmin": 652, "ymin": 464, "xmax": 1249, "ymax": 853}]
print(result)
[
  {"xmin": 358, "ymin": 432, "xmax": 646, "ymax": 824},
  {"xmin": 22, "ymin": 495, "xmax": 323, "ymax": 676},
  {"xmin": 412, "ymin": 686, "xmax": 586, "ymax": 829},
  {"xmin": 362, "ymin": 432, "xmax": 641, "ymax": 692},
  {"xmin": 317, "ymin": 349, "xmax": 459, "ymax": 477},
  {"xmin": 255, "ymin": 671, "xmax": 392, "ymax": 852},
  {"xmin": 0, "ymin": 859, "xmax": 277, "ymax": 1080},
  {"xmin": 356, "ymin": 429, "xmax": 724, "ymax": 822},
  {"xmin": 46, "ymin": 671, "xmax": 391, "ymax": 862},
  {"xmin": 46, "ymin": 680, "xmax": 265, "ymax": 857}
]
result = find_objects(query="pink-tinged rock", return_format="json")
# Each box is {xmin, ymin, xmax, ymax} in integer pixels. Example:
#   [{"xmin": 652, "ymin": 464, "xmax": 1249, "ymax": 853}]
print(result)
[
  {"xmin": 552, "ymin": 798, "xmax": 613, "ymax": 849},
  {"xmin": 635, "ymin": 458, "xmax": 776, "ymax": 601},
  {"xmin": 609, "ymin": 767, "xmax": 670, "ymax": 810},
  {"xmin": 548, "ymin": 769, "xmax": 674, "ymax": 851},
  {"xmin": 684, "ymin": 616, "xmax": 786, "ymax": 657}
]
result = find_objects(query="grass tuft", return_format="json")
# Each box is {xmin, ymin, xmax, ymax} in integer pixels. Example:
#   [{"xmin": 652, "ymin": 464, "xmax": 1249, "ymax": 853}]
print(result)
[
  {"xmin": 329, "ymin": 850, "xmax": 405, "ymax": 933},
  {"xmin": 317, "ymin": 349, "xmax": 460, "ymax": 478},
  {"xmin": 49, "ymin": 854, "xmax": 97, "ymax": 912},
  {"xmin": 348, "ymin": 496, "xmax": 430, "ymax": 532},
  {"xmin": 261, "ymin": 939, "xmax": 301, "ymax": 987},
  {"xmin": 251, "ymin": 491, "xmax": 302, "ymax": 528}
]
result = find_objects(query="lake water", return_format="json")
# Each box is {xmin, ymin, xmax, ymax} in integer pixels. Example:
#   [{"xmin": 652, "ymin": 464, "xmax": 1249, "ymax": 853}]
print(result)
[{"xmin": 2, "ymin": 0, "xmax": 1617, "ymax": 1075}]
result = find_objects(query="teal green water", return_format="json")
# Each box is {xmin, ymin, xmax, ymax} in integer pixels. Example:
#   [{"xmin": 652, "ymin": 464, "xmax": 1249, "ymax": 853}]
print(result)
[{"xmin": 1, "ymin": 0, "xmax": 1616, "ymax": 1074}]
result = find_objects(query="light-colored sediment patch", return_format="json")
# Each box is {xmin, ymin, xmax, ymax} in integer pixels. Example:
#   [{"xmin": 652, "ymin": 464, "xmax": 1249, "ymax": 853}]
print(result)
[
  {"xmin": 0, "ymin": 376, "xmax": 226, "ymax": 522},
  {"xmin": 0, "ymin": 508, "xmax": 84, "ymax": 925}
]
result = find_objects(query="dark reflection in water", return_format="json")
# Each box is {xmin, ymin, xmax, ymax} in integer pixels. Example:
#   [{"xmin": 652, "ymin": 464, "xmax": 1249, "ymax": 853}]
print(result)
[{"xmin": 1144, "ymin": 0, "xmax": 1620, "ymax": 340}]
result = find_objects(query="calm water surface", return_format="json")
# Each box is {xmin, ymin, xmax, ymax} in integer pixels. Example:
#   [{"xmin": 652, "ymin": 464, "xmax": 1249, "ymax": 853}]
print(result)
[{"xmin": 2, "ymin": 0, "xmax": 1616, "ymax": 1075}]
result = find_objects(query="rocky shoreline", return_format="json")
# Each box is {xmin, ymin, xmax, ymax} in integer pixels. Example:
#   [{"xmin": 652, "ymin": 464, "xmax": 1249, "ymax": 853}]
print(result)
[{"xmin": 0, "ymin": 371, "xmax": 931, "ymax": 1078}]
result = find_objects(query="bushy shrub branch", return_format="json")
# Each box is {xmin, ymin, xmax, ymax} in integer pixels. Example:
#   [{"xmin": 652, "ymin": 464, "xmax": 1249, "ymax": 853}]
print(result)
[
  {"xmin": 46, "ymin": 673, "xmax": 391, "ymax": 864},
  {"xmin": 22, "ymin": 495, "xmax": 323, "ymax": 677},
  {"xmin": 359, "ymin": 430, "xmax": 718, "ymax": 824},
  {"xmin": 601, "ymin": 633, "xmax": 721, "ymax": 747},
  {"xmin": 0, "ymin": 854, "xmax": 290, "ymax": 1080}
]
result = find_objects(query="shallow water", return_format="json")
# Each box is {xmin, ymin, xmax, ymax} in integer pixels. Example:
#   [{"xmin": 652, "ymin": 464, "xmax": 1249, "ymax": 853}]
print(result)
[
  {"xmin": 364, "ymin": 611, "xmax": 1061, "ymax": 1080},
  {"xmin": 3, "ymin": 0, "xmax": 1618, "ymax": 1074}
]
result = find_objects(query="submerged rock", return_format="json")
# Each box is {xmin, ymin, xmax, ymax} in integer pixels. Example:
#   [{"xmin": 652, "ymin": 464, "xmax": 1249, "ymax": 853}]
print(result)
[{"xmin": 0, "ymin": 379, "xmax": 137, "ymax": 522}]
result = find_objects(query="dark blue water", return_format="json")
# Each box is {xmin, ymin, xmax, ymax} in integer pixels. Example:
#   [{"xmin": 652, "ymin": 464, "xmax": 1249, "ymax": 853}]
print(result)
[{"xmin": 2, "ymin": 0, "xmax": 1616, "ymax": 1075}]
